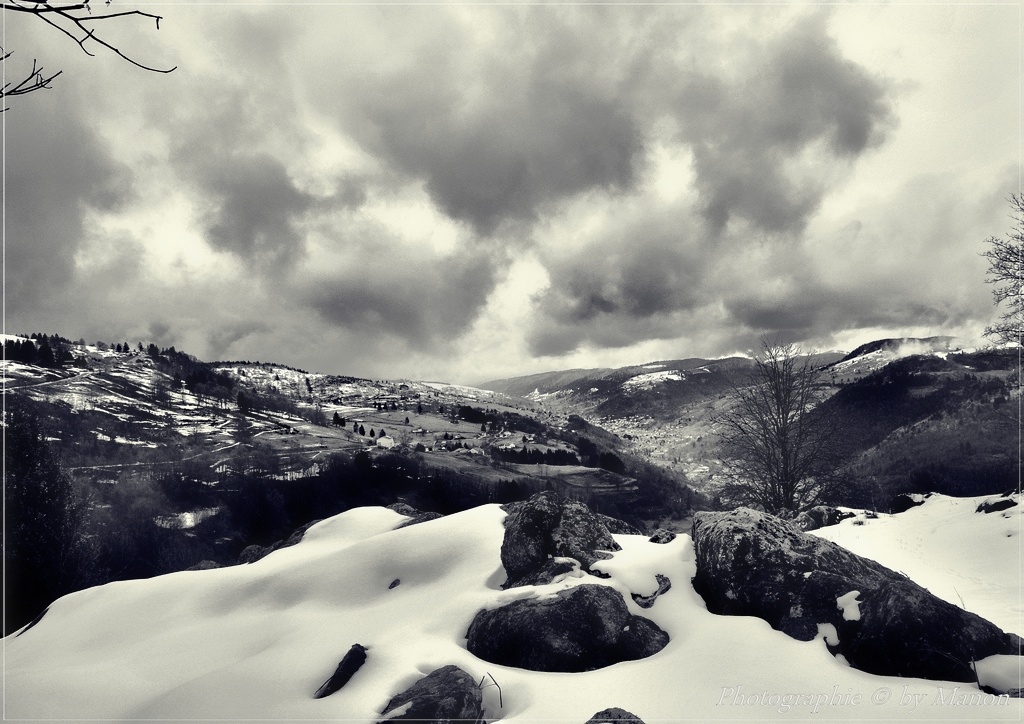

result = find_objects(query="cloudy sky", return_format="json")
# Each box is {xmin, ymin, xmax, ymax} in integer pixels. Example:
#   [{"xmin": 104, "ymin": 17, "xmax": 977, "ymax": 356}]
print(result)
[{"xmin": 4, "ymin": 2, "xmax": 1018, "ymax": 383}]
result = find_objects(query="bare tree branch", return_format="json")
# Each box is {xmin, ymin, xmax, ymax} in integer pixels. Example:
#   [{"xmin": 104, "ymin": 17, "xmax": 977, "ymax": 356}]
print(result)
[
  {"xmin": 982, "ymin": 194, "xmax": 1024, "ymax": 347},
  {"xmin": 0, "ymin": 0, "xmax": 174, "ymax": 107},
  {"xmin": 714, "ymin": 340, "xmax": 843, "ymax": 514}
]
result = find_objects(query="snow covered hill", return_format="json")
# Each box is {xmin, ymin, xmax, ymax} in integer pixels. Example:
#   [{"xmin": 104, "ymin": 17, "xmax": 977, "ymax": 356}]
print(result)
[{"xmin": 5, "ymin": 495, "xmax": 1021, "ymax": 721}]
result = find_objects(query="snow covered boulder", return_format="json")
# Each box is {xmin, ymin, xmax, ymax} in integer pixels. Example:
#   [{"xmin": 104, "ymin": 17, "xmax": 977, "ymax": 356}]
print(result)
[
  {"xmin": 465, "ymin": 583, "xmax": 669, "ymax": 672},
  {"xmin": 692, "ymin": 508, "xmax": 1021, "ymax": 684},
  {"xmin": 378, "ymin": 664, "xmax": 483, "ymax": 722},
  {"xmin": 977, "ymin": 495, "xmax": 1018, "ymax": 514},
  {"xmin": 501, "ymin": 492, "xmax": 620, "ymax": 587}
]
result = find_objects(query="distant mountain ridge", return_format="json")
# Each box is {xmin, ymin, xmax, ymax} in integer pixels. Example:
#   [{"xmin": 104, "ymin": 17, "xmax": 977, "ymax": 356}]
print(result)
[{"xmin": 834, "ymin": 336, "xmax": 957, "ymax": 365}]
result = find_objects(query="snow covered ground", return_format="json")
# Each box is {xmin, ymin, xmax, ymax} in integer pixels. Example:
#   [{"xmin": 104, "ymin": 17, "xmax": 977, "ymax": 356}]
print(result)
[
  {"xmin": 4, "ymin": 497, "xmax": 1021, "ymax": 721},
  {"xmin": 812, "ymin": 493, "xmax": 1023, "ymax": 635}
]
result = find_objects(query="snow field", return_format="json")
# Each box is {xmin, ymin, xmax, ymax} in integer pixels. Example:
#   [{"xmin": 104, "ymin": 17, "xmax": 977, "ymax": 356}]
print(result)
[{"xmin": 6, "ymin": 499, "xmax": 1021, "ymax": 721}]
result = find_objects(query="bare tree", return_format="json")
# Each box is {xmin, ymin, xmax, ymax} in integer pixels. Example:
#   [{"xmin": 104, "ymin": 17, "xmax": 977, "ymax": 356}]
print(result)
[
  {"xmin": 715, "ymin": 341, "xmax": 842, "ymax": 514},
  {"xmin": 982, "ymin": 194, "xmax": 1023, "ymax": 347},
  {"xmin": 1, "ymin": 0, "xmax": 175, "ymax": 109}
]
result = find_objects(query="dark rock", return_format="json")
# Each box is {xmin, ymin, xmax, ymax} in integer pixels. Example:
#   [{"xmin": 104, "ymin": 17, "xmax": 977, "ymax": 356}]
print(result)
[
  {"xmin": 648, "ymin": 529, "xmax": 676, "ymax": 544},
  {"xmin": 890, "ymin": 493, "xmax": 929, "ymax": 514},
  {"xmin": 378, "ymin": 664, "xmax": 483, "ymax": 722},
  {"xmin": 599, "ymin": 514, "xmax": 644, "ymax": 536},
  {"xmin": 186, "ymin": 560, "xmax": 223, "ymax": 571},
  {"xmin": 792, "ymin": 506, "xmax": 855, "ymax": 532},
  {"xmin": 501, "ymin": 492, "xmax": 620, "ymax": 588},
  {"xmin": 977, "ymin": 496, "xmax": 1018, "ymax": 514},
  {"xmin": 313, "ymin": 644, "xmax": 368, "ymax": 699},
  {"xmin": 15, "ymin": 607, "xmax": 48, "ymax": 637},
  {"xmin": 631, "ymin": 574, "xmax": 671, "ymax": 609},
  {"xmin": 466, "ymin": 584, "xmax": 669, "ymax": 672},
  {"xmin": 691, "ymin": 508, "xmax": 1021, "ymax": 684},
  {"xmin": 397, "ymin": 511, "xmax": 443, "ymax": 529},
  {"xmin": 586, "ymin": 707, "xmax": 646, "ymax": 723},
  {"xmin": 238, "ymin": 544, "xmax": 271, "ymax": 565},
  {"xmin": 389, "ymin": 579, "xmax": 401, "ymax": 589},
  {"xmin": 386, "ymin": 502, "xmax": 421, "ymax": 516},
  {"xmin": 239, "ymin": 519, "xmax": 323, "ymax": 564}
]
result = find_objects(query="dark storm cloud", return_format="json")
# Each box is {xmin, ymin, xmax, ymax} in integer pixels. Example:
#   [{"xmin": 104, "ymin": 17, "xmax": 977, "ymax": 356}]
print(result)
[
  {"xmin": 674, "ymin": 13, "xmax": 895, "ymax": 233},
  {"xmin": 523, "ymin": 11, "xmax": 900, "ymax": 356},
  {"xmin": 191, "ymin": 152, "xmax": 315, "ymax": 268},
  {"xmin": 4, "ymin": 91, "xmax": 134, "ymax": 317},
  {"xmin": 300, "ymin": 248, "xmax": 498, "ymax": 351},
  {"xmin": 315, "ymin": 7, "xmax": 645, "ymax": 236},
  {"xmin": 528, "ymin": 207, "xmax": 710, "ymax": 356}
]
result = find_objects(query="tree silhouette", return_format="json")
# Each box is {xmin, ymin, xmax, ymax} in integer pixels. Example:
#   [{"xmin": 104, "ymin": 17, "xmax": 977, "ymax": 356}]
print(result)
[
  {"xmin": 716, "ymin": 341, "xmax": 842, "ymax": 514},
  {"xmin": 982, "ymin": 194, "xmax": 1023, "ymax": 347},
  {"xmin": 2, "ymin": 0, "xmax": 176, "ymax": 108}
]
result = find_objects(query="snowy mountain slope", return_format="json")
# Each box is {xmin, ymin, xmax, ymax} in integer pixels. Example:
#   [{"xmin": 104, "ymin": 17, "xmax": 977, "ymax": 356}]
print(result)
[
  {"xmin": 812, "ymin": 493, "xmax": 1023, "ymax": 635},
  {"xmin": 5, "ymin": 503, "xmax": 1021, "ymax": 721}
]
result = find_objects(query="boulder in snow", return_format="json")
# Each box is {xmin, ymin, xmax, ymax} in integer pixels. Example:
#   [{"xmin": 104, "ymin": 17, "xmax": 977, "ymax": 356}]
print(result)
[
  {"xmin": 501, "ymin": 492, "xmax": 620, "ymax": 588},
  {"xmin": 791, "ymin": 505, "xmax": 855, "ymax": 532},
  {"xmin": 313, "ymin": 643, "xmax": 367, "ymax": 699},
  {"xmin": 378, "ymin": 664, "xmax": 483, "ymax": 722},
  {"xmin": 691, "ymin": 508, "xmax": 1021, "ymax": 684},
  {"xmin": 586, "ymin": 707, "xmax": 646, "ymax": 723},
  {"xmin": 465, "ymin": 583, "xmax": 668, "ymax": 673},
  {"xmin": 890, "ymin": 492, "xmax": 929, "ymax": 514},
  {"xmin": 977, "ymin": 496, "xmax": 1018, "ymax": 514},
  {"xmin": 647, "ymin": 529, "xmax": 676, "ymax": 544},
  {"xmin": 631, "ymin": 574, "xmax": 671, "ymax": 609}
]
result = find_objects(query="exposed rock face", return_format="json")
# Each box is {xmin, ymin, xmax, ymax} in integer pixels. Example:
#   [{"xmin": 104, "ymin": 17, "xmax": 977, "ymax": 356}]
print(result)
[
  {"xmin": 791, "ymin": 506, "xmax": 855, "ymax": 532},
  {"xmin": 501, "ymin": 492, "xmax": 620, "ymax": 588},
  {"xmin": 692, "ymin": 508, "xmax": 1021, "ymax": 684},
  {"xmin": 313, "ymin": 643, "xmax": 367, "ymax": 699},
  {"xmin": 465, "ymin": 584, "xmax": 669, "ymax": 673},
  {"xmin": 378, "ymin": 664, "xmax": 483, "ymax": 722},
  {"xmin": 586, "ymin": 707, "xmax": 646, "ymax": 723}
]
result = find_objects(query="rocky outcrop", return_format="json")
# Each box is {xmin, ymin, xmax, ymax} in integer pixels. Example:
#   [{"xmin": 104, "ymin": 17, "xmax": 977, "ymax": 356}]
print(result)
[
  {"xmin": 378, "ymin": 665, "xmax": 483, "ymax": 722},
  {"xmin": 791, "ymin": 506, "xmax": 855, "ymax": 532},
  {"xmin": 238, "ymin": 519, "xmax": 322, "ymax": 565},
  {"xmin": 692, "ymin": 508, "xmax": 1021, "ymax": 684},
  {"xmin": 313, "ymin": 643, "xmax": 367, "ymax": 699},
  {"xmin": 186, "ymin": 560, "xmax": 223, "ymax": 571},
  {"xmin": 387, "ymin": 502, "xmax": 444, "ymax": 528},
  {"xmin": 501, "ymin": 492, "xmax": 620, "ymax": 588},
  {"xmin": 466, "ymin": 584, "xmax": 669, "ymax": 673},
  {"xmin": 977, "ymin": 496, "xmax": 1018, "ymax": 514},
  {"xmin": 586, "ymin": 708, "xmax": 646, "ymax": 723}
]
